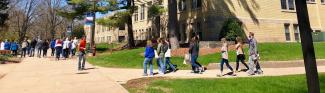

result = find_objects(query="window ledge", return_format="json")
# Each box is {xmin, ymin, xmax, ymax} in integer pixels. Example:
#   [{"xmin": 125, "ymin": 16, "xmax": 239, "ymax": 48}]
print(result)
[
  {"xmin": 322, "ymin": 3, "xmax": 325, "ymax": 5},
  {"xmin": 307, "ymin": 1, "xmax": 317, "ymax": 4},
  {"xmin": 281, "ymin": 10, "xmax": 296, "ymax": 13}
]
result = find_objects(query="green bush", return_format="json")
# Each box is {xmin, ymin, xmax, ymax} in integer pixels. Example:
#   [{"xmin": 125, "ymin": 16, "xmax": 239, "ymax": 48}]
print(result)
[{"xmin": 219, "ymin": 19, "xmax": 246, "ymax": 41}]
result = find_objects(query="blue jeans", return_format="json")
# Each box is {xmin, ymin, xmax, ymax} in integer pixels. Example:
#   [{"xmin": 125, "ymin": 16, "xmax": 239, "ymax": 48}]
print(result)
[
  {"xmin": 220, "ymin": 58, "xmax": 233, "ymax": 72},
  {"xmin": 165, "ymin": 57, "xmax": 176, "ymax": 71},
  {"xmin": 78, "ymin": 51, "xmax": 86, "ymax": 70},
  {"xmin": 143, "ymin": 58, "xmax": 154, "ymax": 75},
  {"xmin": 191, "ymin": 55, "xmax": 200, "ymax": 71},
  {"xmin": 157, "ymin": 57, "xmax": 165, "ymax": 74},
  {"xmin": 55, "ymin": 47, "xmax": 62, "ymax": 60}
]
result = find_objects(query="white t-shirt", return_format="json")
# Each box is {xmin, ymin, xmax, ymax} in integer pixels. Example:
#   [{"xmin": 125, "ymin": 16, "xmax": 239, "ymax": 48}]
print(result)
[
  {"xmin": 0, "ymin": 42, "xmax": 4, "ymax": 50},
  {"xmin": 63, "ymin": 40, "xmax": 70, "ymax": 49},
  {"xmin": 236, "ymin": 43, "xmax": 244, "ymax": 55},
  {"xmin": 71, "ymin": 39, "xmax": 78, "ymax": 49},
  {"xmin": 221, "ymin": 43, "xmax": 228, "ymax": 59}
]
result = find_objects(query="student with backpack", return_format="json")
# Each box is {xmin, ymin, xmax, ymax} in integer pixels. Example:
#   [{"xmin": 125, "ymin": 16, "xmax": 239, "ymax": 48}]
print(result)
[
  {"xmin": 247, "ymin": 32, "xmax": 263, "ymax": 75},
  {"xmin": 235, "ymin": 37, "xmax": 249, "ymax": 72},
  {"xmin": 10, "ymin": 41, "xmax": 19, "ymax": 57},
  {"xmin": 189, "ymin": 36, "xmax": 203, "ymax": 74},
  {"xmin": 21, "ymin": 38, "xmax": 29, "ymax": 57},
  {"xmin": 156, "ymin": 38, "xmax": 168, "ymax": 75},
  {"xmin": 164, "ymin": 39, "xmax": 177, "ymax": 72},
  {"xmin": 42, "ymin": 40, "xmax": 49, "ymax": 57},
  {"xmin": 143, "ymin": 40, "xmax": 155, "ymax": 76},
  {"xmin": 55, "ymin": 38, "xmax": 63, "ymax": 60},
  {"xmin": 50, "ymin": 39, "xmax": 56, "ymax": 56},
  {"xmin": 217, "ymin": 38, "xmax": 234, "ymax": 77}
]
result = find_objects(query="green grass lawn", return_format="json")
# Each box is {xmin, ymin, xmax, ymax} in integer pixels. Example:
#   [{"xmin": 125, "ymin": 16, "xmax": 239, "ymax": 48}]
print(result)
[
  {"xmin": 88, "ymin": 42, "xmax": 325, "ymax": 69},
  {"xmin": 95, "ymin": 43, "xmax": 124, "ymax": 53},
  {"xmin": 126, "ymin": 73, "xmax": 325, "ymax": 93}
]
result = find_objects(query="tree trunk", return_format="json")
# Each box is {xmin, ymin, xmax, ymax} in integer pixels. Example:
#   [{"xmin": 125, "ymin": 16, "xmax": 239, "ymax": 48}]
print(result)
[
  {"xmin": 295, "ymin": 1, "xmax": 320, "ymax": 93},
  {"xmin": 168, "ymin": 0, "xmax": 179, "ymax": 49},
  {"xmin": 154, "ymin": 16, "xmax": 160, "ymax": 38},
  {"xmin": 127, "ymin": 15, "xmax": 135, "ymax": 48}
]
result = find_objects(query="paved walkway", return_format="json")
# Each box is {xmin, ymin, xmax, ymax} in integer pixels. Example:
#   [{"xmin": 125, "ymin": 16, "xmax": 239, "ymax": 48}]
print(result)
[
  {"xmin": 0, "ymin": 57, "xmax": 128, "ymax": 93},
  {"xmin": 98, "ymin": 65, "xmax": 325, "ymax": 84},
  {"xmin": 2, "ymin": 56, "xmax": 325, "ymax": 93}
]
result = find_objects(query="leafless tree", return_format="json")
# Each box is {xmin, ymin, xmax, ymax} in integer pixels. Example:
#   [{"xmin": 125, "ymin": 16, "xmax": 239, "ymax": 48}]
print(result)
[{"xmin": 8, "ymin": 0, "xmax": 41, "ymax": 43}]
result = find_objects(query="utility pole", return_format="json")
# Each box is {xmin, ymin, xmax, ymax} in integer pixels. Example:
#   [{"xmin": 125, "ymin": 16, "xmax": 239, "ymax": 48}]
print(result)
[{"xmin": 295, "ymin": 0, "xmax": 320, "ymax": 93}]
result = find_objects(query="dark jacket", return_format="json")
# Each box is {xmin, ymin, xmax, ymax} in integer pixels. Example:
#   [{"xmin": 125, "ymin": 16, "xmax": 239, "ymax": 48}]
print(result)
[
  {"xmin": 31, "ymin": 39, "xmax": 37, "ymax": 48},
  {"xmin": 189, "ymin": 41, "xmax": 199, "ymax": 56},
  {"xmin": 42, "ymin": 41, "xmax": 49, "ymax": 50},
  {"xmin": 144, "ymin": 46, "xmax": 155, "ymax": 58}
]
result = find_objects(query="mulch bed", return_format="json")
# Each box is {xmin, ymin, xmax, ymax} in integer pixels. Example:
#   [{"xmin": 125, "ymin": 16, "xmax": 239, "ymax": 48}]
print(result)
[{"xmin": 122, "ymin": 77, "xmax": 166, "ymax": 93}]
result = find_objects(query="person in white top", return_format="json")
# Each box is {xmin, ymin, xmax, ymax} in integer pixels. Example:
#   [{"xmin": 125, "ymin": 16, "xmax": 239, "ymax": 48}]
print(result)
[
  {"xmin": 164, "ymin": 39, "xmax": 177, "ymax": 72},
  {"xmin": 0, "ymin": 40, "xmax": 5, "ymax": 50},
  {"xmin": 235, "ymin": 37, "xmax": 249, "ymax": 72},
  {"xmin": 70, "ymin": 37, "xmax": 78, "ymax": 57},
  {"xmin": 62, "ymin": 38, "xmax": 71, "ymax": 59},
  {"xmin": 218, "ymin": 38, "xmax": 234, "ymax": 77}
]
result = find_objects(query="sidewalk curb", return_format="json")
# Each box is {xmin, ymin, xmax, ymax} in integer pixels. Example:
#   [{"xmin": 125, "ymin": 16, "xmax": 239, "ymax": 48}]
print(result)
[{"xmin": 207, "ymin": 59, "xmax": 325, "ymax": 70}]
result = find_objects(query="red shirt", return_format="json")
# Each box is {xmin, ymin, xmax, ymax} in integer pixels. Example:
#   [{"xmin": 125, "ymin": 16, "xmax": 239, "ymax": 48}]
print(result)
[{"xmin": 79, "ymin": 39, "xmax": 86, "ymax": 51}]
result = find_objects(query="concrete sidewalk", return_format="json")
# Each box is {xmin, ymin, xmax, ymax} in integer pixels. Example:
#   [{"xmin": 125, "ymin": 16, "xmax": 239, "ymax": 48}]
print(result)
[
  {"xmin": 0, "ymin": 57, "xmax": 128, "ymax": 93},
  {"xmin": 98, "ymin": 65, "xmax": 325, "ymax": 84}
]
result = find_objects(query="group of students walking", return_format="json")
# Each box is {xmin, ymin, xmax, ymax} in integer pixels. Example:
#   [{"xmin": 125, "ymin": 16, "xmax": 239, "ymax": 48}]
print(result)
[
  {"xmin": 142, "ymin": 32, "xmax": 263, "ymax": 77},
  {"xmin": 2, "ymin": 36, "xmax": 88, "ymax": 71},
  {"xmin": 0, "ymin": 40, "xmax": 19, "ymax": 56},
  {"xmin": 217, "ymin": 32, "xmax": 263, "ymax": 76},
  {"xmin": 51, "ymin": 37, "xmax": 79, "ymax": 60},
  {"xmin": 143, "ymin": 38, "xmax": 178, "ymax": 76}
]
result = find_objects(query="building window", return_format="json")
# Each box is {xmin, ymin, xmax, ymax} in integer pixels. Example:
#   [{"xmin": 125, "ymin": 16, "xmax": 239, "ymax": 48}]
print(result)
[
  {"xmin": 179, "ymin": 0, "xmax": 186, "ymax": 11},
  {"xmin": 281, "ymin": 0, "xmax": 295, "ymax": 10},
  {"xmin": 293, "ymin": 24, "xmax": 300, "ymax": 41},
  {"xmin": 134, "ymin": 6, "xmax": 138, "ymax": 21},
  {"xmin": 192, "ymin": 0, "xmax": 201, "ymax": 9},
  {"xmin": 321, "ymin": 0, "xmax": 325, "ymax": 4},
  {"xmin": 140, "ymin": 4, "xmax": 145, "ymax": 20},
  {"xmin": 306, "ymin": 0, "xmax": 315, "ymax": 3},
  {"xmin": 284, "ymin": 24, "xmax": 291, "ymax": 41}
]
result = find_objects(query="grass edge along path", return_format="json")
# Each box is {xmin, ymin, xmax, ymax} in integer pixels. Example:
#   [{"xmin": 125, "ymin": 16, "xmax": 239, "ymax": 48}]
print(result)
[
  {"xmin": 88, "ymin": 42, "xmax": 325, "ymax": 69},
  {"xmin": 124, "ymin": 73, "xmax": 325, "ymax": 93}
]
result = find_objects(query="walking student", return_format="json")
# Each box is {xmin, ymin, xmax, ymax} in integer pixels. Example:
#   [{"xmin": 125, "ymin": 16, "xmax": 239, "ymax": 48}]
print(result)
[
  {"xmin": 55, "ymin": 38, "xmax": 63, "ymax": 60},
  {"xmin": 30, "ymin": 39, "xmax": 37, "ymax": 57},
  {"xmin": 189, "ymin": 36, "xmax": 203, "ymax": 74},
  {"xmin": 10, "ymin": 41, "xmax": 18, "ymax": 57},
  {"xmin": 0, "ymin": 40, "xmax": 4, "ymax": 50},
  {"xmin": 235, "ymin": 37, "xmax": 249, "ymax": 72},
  {"xmin": 36, "ymin": 39, "xmax": 43, "ymax": 58},
  {"xmin": 143, "ymin": 40, "xmax": 155, "ymax": 76},
  {"xmin": 78, "ymin": 36, "xmax": 87, "ymax": 71},
  {"xmin": 247, "ymin": 32, "xmax": 263, "ymax": 75},
  {"xmin": 50, "ymin": 39, "xmax": 56, "ymax": 56},
  {"xmin": 71, "ymin": 37, "xmax": 78, "ymax": 57},
  {"xmin": 4, "ymin": 40, "xmax": 11, "ymax": 50},
  {"xmin": 21, "ymin": 38, "xmax": 29, "ymax": 57},
  {"xmin": 156, "ymin": 38, "xmax": 167, "ymax": 75},
  {"xmin": 164, "ymin": 39, "xmax": 176, "ymax": 72},
  {"xmin": 42, "ymin": 40, "xmax": 49, "ymax": 57},
  {"xmin": 62, "ymin": 38, "xmax": 70, "ymax": 59},
  {"xmin": 218, "ymin": 38, "xmax": 234, "ymax": 77}
]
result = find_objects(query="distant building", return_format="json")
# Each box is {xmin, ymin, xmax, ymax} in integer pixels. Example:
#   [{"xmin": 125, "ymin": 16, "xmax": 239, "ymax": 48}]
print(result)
[
  {"xmin": 132, "ymin": 0, "xmax": 325, "ymax": 43},
  {"xmin": 93, "ymin": 12, "xmax": 128, "ymax": 44}
]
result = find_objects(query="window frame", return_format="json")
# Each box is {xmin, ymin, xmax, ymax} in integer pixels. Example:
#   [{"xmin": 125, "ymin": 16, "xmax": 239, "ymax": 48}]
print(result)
[
  {"xmin": 284, "ymin": 24, "xmax": 291, "ymax": 41},
  {"xmin": 280, "ymin": 0, "xmax": 296, "ymax": 11}
]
